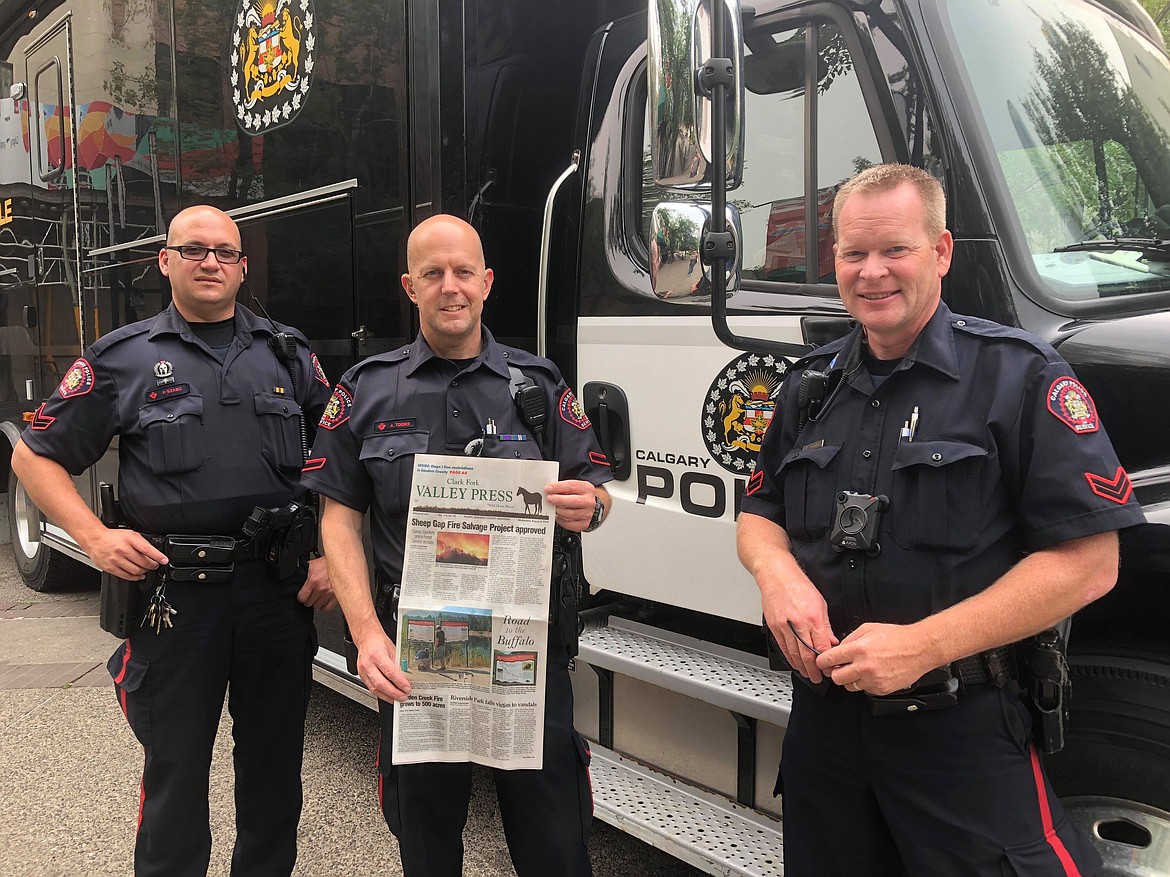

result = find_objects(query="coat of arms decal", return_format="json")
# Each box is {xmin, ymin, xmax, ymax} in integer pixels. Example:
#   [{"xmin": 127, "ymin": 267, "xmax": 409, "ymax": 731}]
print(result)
[
  {"xmin": 703, "ymin": 353, "xmax": 789, "ymax": 474},
  {"xmin": 231, "ymin": 0, "xmax": 316, "ymax": 134}
]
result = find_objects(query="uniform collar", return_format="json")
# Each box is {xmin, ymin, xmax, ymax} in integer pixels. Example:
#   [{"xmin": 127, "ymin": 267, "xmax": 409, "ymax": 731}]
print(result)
[
  {"xmin": 404, "ymin": 327, "xmax": 512, "ymax": 380},
  {"xmin": 148, "ymin": 301, "xmax": 269, "ymax": 345},
  {"xmin": 834, "ymin": 300, "xmax": 961, "ymax": 383}
]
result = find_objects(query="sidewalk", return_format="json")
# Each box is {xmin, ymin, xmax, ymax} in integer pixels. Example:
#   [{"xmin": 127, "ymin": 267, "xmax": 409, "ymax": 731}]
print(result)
[{"xmin": 0, "ymin": 554, "xmax": 699, "ymax": 877}]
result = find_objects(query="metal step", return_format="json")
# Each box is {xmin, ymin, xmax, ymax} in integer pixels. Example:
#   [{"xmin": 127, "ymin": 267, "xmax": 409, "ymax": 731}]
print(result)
[
  {"xmin": 590, "ymin": 743, "xmax": 785, "ymax": 876},
  {"xmin": 577, "ymin": 620, "xmax": 794, "ymax": 727}
]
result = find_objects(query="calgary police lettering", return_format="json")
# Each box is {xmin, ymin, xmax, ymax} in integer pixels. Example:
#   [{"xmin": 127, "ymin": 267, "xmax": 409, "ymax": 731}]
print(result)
[
  {"xmin": 231, "ymin": 0, "xmax": 316, "ymax": 134},
  {"xmin": 704, "ymin": 353, "xmax": 788, "ymax": 474}
]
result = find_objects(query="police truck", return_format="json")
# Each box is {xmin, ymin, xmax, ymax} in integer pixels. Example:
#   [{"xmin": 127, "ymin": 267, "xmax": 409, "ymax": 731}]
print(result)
[{"xmin": 2, "ymin": 1, "xmax": 1169, "ymax": 873}]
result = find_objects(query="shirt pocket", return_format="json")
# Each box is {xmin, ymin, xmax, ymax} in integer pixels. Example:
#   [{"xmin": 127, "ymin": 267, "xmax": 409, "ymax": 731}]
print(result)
[
  {"xmin": 138, "ymin": 394, "xmax": 208, "ymax": 475},
  {"xmin": 254, "ymin": 392, "xmax": 304, "ymax": 471},
  {"xmin": 777, "ymin": 441, "xmax": 843, "ymax": 542},
  {"xmin": 889, "ymin": 439, "xmax": 986, "ymax": 552},
  {"xmin": 360, "ymin": 430, "xmax": 430, "ymax": 516},
  {"xmin": 480, "ymin": 434, "xmax": 544, "ymax": 461}
]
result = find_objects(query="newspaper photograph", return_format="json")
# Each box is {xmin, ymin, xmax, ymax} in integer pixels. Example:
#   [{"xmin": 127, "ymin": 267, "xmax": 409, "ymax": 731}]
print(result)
[{"xmin": 391, "ymin": 454, "xmax": 559, "ymax": 769}]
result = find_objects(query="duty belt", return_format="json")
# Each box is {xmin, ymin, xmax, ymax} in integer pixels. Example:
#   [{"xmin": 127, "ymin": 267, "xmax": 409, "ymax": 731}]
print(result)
[
  {"xmin": 952, "ymin": 646, "xmax": 1017, "ymax": 688},
  {"xmin": 149, "ymin": 534, "xmax": 267, "ymax": 582}
]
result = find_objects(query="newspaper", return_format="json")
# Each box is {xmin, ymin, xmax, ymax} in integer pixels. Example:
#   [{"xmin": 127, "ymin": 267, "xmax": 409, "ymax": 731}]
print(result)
[{"xmin": 391, "ymin": 453, "xmax": 559, "ymax": 769}]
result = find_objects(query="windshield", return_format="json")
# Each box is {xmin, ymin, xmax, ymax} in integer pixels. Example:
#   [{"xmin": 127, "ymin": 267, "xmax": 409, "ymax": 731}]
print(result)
[{"xmin": 940, "ymin": 0, "xmax": 1170, "ymax": 306}]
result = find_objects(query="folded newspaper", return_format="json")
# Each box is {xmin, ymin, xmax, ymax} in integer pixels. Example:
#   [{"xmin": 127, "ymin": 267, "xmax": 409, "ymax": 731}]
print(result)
[{"xmin": 392, "ymin": 454, "xmax": 559, "ymax": 769}]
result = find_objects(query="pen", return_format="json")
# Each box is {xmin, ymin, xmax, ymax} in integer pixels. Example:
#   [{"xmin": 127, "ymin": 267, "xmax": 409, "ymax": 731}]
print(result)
[
  {"xmin": 908, "ymin": 406, "xmax": 920, "ymax": 442},
  {"xmin": 900, "ymin": 421, "xmax": 911, "ymax": 442}
]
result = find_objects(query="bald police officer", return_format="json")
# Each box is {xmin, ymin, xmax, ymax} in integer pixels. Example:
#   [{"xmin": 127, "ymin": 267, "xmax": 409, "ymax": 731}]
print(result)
[
  {"xmin": 303, "ymin": 215, "xmax": 611, "ymax": 876},
  {"xmin": 12, "ymin": 205, "xmax": 335, "ymax": 877},
  {"xmin": 737, "ymin": 165, "xmax": 1143, "ymax": 876}
]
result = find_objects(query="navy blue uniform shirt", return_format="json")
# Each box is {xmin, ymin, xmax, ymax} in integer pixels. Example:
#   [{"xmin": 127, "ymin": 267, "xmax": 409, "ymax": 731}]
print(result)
[
  {"xmin": 740, "ymin": 301, "xmax": 1144, "ymax": 635},
  {"xmin": 22, "ymin": 302, "xmax": 332, "ymax": 536},
  {"xmin": 301, "ymin": 328, "xmax": 612, "ymax": 584}
]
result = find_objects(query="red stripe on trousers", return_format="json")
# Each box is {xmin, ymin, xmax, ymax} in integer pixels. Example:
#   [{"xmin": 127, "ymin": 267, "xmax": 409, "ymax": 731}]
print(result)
[{"xmin": 1029, "ymin": 744, "xmax": 1082, "ymax": 876}]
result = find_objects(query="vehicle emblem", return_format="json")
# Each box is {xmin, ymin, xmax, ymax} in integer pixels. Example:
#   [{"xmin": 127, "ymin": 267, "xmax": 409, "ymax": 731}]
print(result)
[
  {"xmin": 704, "ymin": 353, "xmax": 789, "ymax": 474},
  {"xmin": 231, "ymin": 0, "xmax": 316, "ymax": 135}
]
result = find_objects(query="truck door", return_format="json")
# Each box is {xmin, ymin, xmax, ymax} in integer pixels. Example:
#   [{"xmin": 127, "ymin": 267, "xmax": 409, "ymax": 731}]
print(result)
[
  {"xmin": 23, "ymin": 13, "xmax": 81, "ymax": 397},
  {"xmin": 576, "ymin": 5, "xmax": 922, "ymax": 625}
]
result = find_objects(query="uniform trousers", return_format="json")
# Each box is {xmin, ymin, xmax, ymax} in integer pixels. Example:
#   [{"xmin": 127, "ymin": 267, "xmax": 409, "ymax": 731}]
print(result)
[
  {"xmin": 108, "ymin": 560, "xmax": 315, "ymax": 877},
  {"xmin": 377, "ymin": 642, "xmax": 594, "ymax": 877},
  {"xmin": 779, "ymin": 678, "xmax": 1102, "ymax": 876}
]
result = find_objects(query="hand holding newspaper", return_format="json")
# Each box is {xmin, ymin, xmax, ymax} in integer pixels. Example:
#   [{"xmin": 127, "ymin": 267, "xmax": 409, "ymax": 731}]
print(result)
[{"xmin": 391, "ymin": 454, "xmax": 559, "ymax": 769}]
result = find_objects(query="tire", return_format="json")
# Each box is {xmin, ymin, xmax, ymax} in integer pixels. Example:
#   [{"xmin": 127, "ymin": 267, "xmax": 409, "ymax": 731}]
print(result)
[
  {"xmin": 1044, "ymin": 651, "xmax": 1170, "ymax": 877},
  {"xmin": 7, "ymin": 464, "xmax": 98, "ymax": 592}
]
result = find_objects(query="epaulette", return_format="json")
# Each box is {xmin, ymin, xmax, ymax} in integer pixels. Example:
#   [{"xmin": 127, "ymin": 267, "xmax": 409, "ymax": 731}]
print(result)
[
  {"xmin": 497, "ymin": 345, "xmax": 562, "ymax": 382},
  {"xmin": 89, "ymin": 319, "xmax": 153, "ymax": 357},
  {"xmin": 949, "ymin": 315, "xmax": 1062, "ymax": 364},
  {"xmin": 789, "ymin": 332, "xmax": 851, "ymax": 373},
  {"xmin": 346, "ymin": 347, "xmax": 412, "ymax": 379}
]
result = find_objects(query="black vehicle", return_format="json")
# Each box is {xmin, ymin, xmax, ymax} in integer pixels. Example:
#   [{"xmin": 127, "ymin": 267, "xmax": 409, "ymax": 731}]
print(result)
[{"xmin": 2, "ymin": 1, "xmax": 1168, "ymax": 873}]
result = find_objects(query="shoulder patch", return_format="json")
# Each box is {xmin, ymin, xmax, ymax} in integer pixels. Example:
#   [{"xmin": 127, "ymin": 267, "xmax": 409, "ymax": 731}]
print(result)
[
  {"xmin": 319, "ymin": 386, "xmax": 353, "ymax": 431},
  {"xmin": 559, "ymin": 388, "xmax": 591, "ymax": 430},
  {"xmin": 1085, "ymin": 467, "xmax": 1132, "ymax": 504},
  {"xmin": 58, "ymin": 358, "xmax": 95, "ymax": 399},
  {"xmin": 311, "ymin": 353, "xmax": 330, "ymax": 386},
  {"xmin": 1047, "ymin": 377, "xmax": 1098, "ymax": 433}
]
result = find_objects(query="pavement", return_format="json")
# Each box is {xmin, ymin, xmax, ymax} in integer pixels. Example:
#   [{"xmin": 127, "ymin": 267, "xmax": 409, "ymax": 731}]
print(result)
[{"xmin": 0, "ymin": 549, "xmax": 702, "ymax": 877}]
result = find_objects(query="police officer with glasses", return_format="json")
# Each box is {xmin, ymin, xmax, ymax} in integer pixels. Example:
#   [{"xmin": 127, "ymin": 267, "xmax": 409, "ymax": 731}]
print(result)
[{"xmin": 12, "ymin": 205, "xmax": 335, "ymax": 877}]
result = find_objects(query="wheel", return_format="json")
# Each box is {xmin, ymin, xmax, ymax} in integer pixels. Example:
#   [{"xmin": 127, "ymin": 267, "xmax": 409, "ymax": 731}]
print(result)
[
  {"xmin": 7, "ymin": 464, "xmax": 98, "ymax": 592},
  {"xmin": 1044, "ymin": 651, "xmax": 1170, "ymax": 876}
]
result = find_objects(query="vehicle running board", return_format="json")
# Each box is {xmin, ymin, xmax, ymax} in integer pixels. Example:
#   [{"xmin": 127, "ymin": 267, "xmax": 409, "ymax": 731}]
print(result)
[
  {"xmin": 590, "ymin": 743, "xmax": 785, "ymax": 876},
  {"xmin": 577, "ymin": 620, "xmax": 794, "ymax": 727}
]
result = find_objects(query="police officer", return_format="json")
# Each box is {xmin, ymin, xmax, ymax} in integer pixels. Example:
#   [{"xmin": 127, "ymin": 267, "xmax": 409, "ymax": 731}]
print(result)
[
  {"xmin": 737, "ymin": 164, "xmax": 1144, "ymax": 876},
  {"xmin": 11, "ymin": 205, "xmax": 335, "ymax": 877},
  {"xmin": 302, "ymin": 214, "xmax": 611, "ymax": 877}
]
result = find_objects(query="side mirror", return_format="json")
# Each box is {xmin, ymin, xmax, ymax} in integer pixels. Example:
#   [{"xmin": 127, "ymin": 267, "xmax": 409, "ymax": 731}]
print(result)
[
  {"xmin": 650, "ymin": 201, "xmax": 741, "ymax": 299},
  {"xmin": 648, "ymin": 0, "xmax": 744, "ymax": 190}
]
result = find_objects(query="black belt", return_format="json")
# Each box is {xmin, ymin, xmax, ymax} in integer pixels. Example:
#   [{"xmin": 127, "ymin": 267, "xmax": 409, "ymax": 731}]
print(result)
[
  {"xmin": 155, "ymin": 534, "xmax": 268, "ymax": 566},
  {"xmin": 953, "ymin": 646, "xmax": 1017, "ymax": 688}
]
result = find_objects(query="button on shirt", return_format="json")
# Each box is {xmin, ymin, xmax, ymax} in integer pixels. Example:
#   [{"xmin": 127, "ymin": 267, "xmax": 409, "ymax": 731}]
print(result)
[
  {"xmin": 301, "ymin": 328, "xmax": 612, "ymax": 584},
  {"xmin": 21, "ymin": 303, "xmax": 332, "ymax": 536},
  {"xmin": 740, "ymin": 302, "xmax": 1144, "ymax": 635}
]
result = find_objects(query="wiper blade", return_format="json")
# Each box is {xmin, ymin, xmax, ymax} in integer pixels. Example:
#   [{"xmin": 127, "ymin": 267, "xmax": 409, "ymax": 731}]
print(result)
[{"xmin": 1052, "ymin": 238, "xmax": 1170, "ymax": 261}]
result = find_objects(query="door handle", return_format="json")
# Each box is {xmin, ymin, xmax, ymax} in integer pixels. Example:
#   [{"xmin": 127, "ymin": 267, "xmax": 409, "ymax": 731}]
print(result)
[{"xmin": 583, "ymin": 381, "xmax": 631, "ymax": 481}]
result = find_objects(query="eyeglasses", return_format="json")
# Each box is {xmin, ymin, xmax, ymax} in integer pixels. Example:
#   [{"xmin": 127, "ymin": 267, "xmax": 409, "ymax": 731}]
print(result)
[{"xmin": 166, "ymin": 245, "xmax": 245, "ymax": 265}]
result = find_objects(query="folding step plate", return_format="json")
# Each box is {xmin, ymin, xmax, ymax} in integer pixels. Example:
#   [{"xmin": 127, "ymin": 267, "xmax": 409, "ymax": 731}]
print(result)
[
  {"xmin": 577, "ymin": 620, "xmax": 794, "ymax": 727},
  {"xmin": 590, "ymin": 743, "xmax": 785, "ymax": 876}
]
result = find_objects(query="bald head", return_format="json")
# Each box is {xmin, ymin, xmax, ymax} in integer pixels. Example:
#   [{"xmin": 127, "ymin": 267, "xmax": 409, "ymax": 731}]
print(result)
[
  {"xmin": 401, "ymin": 214, "xmax": 494, "ymax": 359},
  {"xmin": 405, "ymin": 215, "xmax": 486, "ymax": 274},
  {"xmin": 160, "ymin": 205, "xmax": 246, "ymax": 323},
  {"xmin": 166, "ymin": 205, "xmax": 242, "ymax": 249}
]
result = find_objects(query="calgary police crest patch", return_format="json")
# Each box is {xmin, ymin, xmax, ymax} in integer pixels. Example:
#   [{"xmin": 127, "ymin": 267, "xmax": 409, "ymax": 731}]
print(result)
[
  {"xmin": 58, "ymin": 358, "xmax": 95, "ymax": 399},
  {"xmin": 311, "ymin": 353, "xmax": 329, "ymax": 386},
  {"xmin": 231, "ymin": 0, "xmax": 316, "ymax": 135},
  {"xmin": 704, "ymin": 353, "xmax": 789, "ymax": 474},
  {"xmin": 319, "ymin": 385, "xmax": 351, "ymax": 430},
  {"xmin": 1047, "ymin": 376, "xmax": 1098, "ymax": 434},
  {"xmin": 559, "ymin": 388, "xmax": 591, "ymax": 430}
]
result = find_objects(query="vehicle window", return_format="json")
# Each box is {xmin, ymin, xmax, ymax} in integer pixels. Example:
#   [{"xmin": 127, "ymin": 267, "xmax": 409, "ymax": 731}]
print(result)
[
  {"xmin": 638, "ymin": 18, "xmax": 883, "ymax": 289},
  {"xmin": 941, "ymin": 0, "xmax": 1170, "ymax": 304}
]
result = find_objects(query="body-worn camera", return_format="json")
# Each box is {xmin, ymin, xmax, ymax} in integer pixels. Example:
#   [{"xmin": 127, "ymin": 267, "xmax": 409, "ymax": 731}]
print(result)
[{"xmin": 830, "ymin": 491, "xmax": 887, "ymax": 555}]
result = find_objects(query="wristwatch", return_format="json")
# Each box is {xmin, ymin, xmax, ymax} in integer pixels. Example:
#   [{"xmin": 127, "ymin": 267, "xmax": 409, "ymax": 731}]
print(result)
[{"xmin": 585, "ymin": 496, "xmax": 605, "ymax": 532}]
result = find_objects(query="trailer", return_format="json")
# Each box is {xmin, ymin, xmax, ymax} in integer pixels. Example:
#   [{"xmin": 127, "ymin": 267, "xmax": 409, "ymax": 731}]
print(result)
[{"xmin": 2, "ymin": 1, "xmax": 1169, "ymax": 873}]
